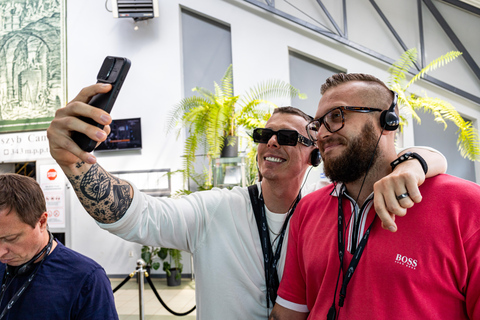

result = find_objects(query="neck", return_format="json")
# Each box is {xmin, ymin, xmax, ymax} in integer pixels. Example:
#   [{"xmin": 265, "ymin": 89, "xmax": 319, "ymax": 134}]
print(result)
[
  {"xmin": 343, "ymin": 158, "xmax": 392, "ymax": 206},
  {"xmin": 261, "ymin": 179, "xmax": 302, "ymax": 213},
  {"xmin": 33, "ymin": 232, "xmax": 56, "ymax": 264}
]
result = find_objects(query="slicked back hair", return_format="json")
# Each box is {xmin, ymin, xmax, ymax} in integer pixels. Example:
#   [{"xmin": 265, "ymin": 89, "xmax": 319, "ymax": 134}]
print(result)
[{"xmin": 272, "ymin": 106, "xmax": 313, "ymax": 122}]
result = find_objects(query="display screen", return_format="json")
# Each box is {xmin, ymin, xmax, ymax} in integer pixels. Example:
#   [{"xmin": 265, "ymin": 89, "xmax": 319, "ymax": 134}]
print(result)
[{"xmin": 95, "ymin": 118, "xmax": 142, "ymax": 152}]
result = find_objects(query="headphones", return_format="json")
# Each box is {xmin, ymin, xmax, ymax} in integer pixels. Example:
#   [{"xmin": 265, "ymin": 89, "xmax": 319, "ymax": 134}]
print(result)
[
  {"xmin": 6, "ymin": 231, "xmax": 54, "ymax": 277},
  {"xmin": 310, "ymin": 148, "xmax": 321, "ymax": 167},
  {"xmin": 379, "ymin": 90, "xmax": 399, "ymax": 131}
]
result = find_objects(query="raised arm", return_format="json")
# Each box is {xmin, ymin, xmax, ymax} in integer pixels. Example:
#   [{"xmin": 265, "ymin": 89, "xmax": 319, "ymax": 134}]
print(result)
[
  {"xmin": 374, "ymin": 147, "xmax": 447, "ymax": 232},
  {"xmin": 47, "ymin": 84, "xmax": 133, "ymax": 223}
]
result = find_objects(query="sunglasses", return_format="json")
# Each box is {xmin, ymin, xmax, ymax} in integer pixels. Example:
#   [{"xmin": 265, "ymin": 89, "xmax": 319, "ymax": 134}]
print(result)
[{"xmin": 253, "ymin": 128, "xmax": 315, "ymax": 147}]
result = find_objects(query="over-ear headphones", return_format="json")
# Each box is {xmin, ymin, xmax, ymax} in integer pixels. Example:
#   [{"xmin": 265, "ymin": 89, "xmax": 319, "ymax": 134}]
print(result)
[
  {"xmin": 6, "ymin": 231, "xmax": 53, "ymax": 277},
  {"xmin": 379, "ymin": 90, "xmax": 399, "ymax": 131},
  {"xmin": 310, "ymin": 148, "xmax": 321, "ymax": 167}
]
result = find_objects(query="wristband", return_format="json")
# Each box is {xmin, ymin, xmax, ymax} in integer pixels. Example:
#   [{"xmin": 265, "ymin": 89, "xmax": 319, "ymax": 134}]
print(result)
[{"xmin": 390, "ymin": 152, "xmax": 428, "ymax": 175}]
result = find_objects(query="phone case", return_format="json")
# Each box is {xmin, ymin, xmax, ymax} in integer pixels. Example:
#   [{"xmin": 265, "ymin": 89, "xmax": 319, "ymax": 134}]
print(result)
[{"xmin": 71, "ymin": 56, "xmax": 131, "ymax": 152}]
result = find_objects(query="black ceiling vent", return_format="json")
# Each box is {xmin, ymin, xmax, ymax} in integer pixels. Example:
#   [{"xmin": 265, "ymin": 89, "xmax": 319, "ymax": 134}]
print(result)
[{"xmin": 112, "ymin": 0, "xmax": 159, "ymax": 21}]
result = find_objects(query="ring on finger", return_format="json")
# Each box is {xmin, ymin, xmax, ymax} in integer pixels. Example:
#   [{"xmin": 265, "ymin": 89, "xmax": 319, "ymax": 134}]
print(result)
[{"xmin": 396, "ymin": 192, "xmax": 409, "ymax": 200}]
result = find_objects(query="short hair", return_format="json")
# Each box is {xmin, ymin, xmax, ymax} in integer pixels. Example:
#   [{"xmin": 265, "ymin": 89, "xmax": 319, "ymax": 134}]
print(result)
[
  {"xmin": 321, "ymin": 73, "xmax": 394, "ymax": 110},
  {"xmin": 272, "ymin": 106, "xmax": 313, "ymax": 122},
  {"xmin": 0, "ymin": 174, "xmax": 46, "ymax": 228}
]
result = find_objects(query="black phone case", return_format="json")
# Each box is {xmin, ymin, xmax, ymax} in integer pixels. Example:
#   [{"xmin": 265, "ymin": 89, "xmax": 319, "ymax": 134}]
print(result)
[{"xmin": 71, "ymin": 56, "xmax": 131, "ymax": 152}]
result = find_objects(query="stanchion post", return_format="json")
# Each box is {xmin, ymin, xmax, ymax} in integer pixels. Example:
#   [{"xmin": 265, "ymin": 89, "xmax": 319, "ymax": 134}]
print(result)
[{"xmin": 136, "ymin": 259, "xmax": 146, "ymax": 320}]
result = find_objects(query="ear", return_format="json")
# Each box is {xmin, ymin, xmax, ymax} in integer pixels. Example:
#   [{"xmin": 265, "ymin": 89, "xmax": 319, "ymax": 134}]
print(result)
[{"xmin": 38, "ymin": 212, "xmax": 48, "ymax": 230}]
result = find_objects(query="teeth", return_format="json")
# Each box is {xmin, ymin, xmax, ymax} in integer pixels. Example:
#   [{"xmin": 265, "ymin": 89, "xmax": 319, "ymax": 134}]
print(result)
[{"xmin": 265, "ymin": 157, "xmax": 284, "ymax": 163}]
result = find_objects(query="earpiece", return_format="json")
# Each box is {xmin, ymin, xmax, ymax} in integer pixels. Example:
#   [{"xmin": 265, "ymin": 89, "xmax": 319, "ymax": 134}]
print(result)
[
  {"xmin": 7, "ymin": 231, "xmax": 53, "ymax": 277},
  {"xmin": 379, "ymin": 90, "xmax": 399, "ymax": 131},
  {"xmin": 310, "ymin": 148, "xmax": 321, "ymax": 167}
]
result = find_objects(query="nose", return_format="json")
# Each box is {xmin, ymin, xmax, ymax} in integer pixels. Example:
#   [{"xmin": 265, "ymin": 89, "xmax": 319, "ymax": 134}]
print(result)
[
  {"xmin": 0, "ymin": 244, "xmax": 8, "ymax": 258},
  {"xmin": 317, "ymin": 122, "xmax": 331, "ymax": 140},
  {"xmin": 267, "ymin": 134, "xmax": 280, "ymax": 148}
]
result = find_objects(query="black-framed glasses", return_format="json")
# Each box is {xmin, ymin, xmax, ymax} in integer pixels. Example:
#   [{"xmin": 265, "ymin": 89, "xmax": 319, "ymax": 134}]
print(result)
[
  {"xmin": 253, "ymin": 128, "xmax": 315, "ymax": 147},
  {"xmin": 305, "ymin": 106, "xmax": 382, "ymax": 142}
]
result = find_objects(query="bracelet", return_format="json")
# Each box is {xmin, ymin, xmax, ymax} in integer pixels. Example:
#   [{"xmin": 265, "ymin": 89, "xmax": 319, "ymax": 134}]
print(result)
[{"xmin": 390, "ymin": 152, "xmax": 428, "ymax": 175}]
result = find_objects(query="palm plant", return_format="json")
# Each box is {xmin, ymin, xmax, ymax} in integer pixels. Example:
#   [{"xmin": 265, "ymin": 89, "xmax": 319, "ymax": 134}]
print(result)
[
  {"xmin": 388, "ymin": 48, "xmax": 480, "ymax": 161},
  {"xmin": 167, "ymin": 64, "xmax": 306, "ymax": 186}
]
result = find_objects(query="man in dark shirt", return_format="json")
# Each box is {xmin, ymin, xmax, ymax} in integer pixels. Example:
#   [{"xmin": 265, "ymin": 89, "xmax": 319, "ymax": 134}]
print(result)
[{"xmin": 0, "ymin": 173, "xmax": 118, "ymax": 320}]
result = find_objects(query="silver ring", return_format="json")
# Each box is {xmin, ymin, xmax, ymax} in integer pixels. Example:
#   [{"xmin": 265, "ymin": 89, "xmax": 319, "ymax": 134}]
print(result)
[{"xmin": 396, "ymin": 192, "xmax": 409, "ymax": 200}]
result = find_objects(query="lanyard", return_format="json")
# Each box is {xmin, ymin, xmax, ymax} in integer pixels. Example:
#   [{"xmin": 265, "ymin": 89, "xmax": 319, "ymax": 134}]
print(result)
[
  {"xmin": 337, "ymin": 186, "xmax": 376, "ymax": 308},
  {"xmin": 247, "ymin": 185, "xmax": 301, "ymax": 308},
  {"xmin": 0, "ymin": 234, "xmax": 53, "ymax": 319}
]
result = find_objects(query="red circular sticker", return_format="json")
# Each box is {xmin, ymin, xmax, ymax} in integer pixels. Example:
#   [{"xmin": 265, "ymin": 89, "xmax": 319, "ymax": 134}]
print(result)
[{"xmin": 47, "ymin": 169, "xmax": 57, "ymax": 180}]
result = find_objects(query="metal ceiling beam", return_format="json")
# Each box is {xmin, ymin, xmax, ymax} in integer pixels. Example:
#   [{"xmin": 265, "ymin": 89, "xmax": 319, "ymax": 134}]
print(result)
[
  {"xmin": 370, "ymin": 0, "xmax": 421, "ymax": 71},
  {"xmin": 440, "ymin": 0, "xmax": 480, "ymax": 15},
  {"xmin": 242, "ymin": 0, "xmax": 480, "ymax": 104},
  {"xmin": 418, "ymin": 0, "xmax": 426, "ymax": 68},
  {"xmin": 423, "ymin": 0, "xmax": 480, "ymax": 82},
  {"xmin": 316, "ymin": 0, "xmax": 344, "ymax": 36}
]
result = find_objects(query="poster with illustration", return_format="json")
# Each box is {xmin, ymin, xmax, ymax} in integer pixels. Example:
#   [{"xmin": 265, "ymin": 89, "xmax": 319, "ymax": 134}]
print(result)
[{"xmin": 0, "ymin": 0, "xmax": 65, "ymax": 133}]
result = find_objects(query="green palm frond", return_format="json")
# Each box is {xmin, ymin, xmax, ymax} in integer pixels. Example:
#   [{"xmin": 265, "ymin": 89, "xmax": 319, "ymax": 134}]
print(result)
[
  {"xmin": 388, "ymin": 48, "xmax": 417, "ymax": 87},
  {"xmin": 388, "ymin": 48, "xmax": 480, "ymax": 161},
  {"xmin": 167, "ymin": 64, "xmax": 307, "ymax": 186},
  {"xmin": 405, "ymin": 50, "xmax": 462, "ymax": 90},
  {"xmin": 220, "ymin": 65, "xmax": 234, "ymax": 97},
  {"xmin": 166, "ymin": 96, "xmax": 211, "ymax": 132},
  {"xmin": 239, "ymin": 79, "xmax": 306, "ymax": 107}
]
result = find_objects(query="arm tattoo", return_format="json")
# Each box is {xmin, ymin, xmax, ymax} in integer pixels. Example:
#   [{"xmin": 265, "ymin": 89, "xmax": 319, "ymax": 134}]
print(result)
[{"xmin": 67, "ymin": 163, "xmax": 133, "ymax": 223}]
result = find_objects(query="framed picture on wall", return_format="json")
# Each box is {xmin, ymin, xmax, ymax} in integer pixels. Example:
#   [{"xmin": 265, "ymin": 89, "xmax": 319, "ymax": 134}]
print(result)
[{"xmin": 0, "ymin": 0, "xmax": 66, "ymax": 133}]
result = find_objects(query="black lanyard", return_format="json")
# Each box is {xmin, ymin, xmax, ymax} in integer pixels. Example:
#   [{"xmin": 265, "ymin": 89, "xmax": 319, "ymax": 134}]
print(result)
[
  {"xmin": 0, "ymin": 236, "xmax": 53, "ymax": 319},
  {"xmin": 337, "ymin": 187, "xmax": 376, "ymax": 308},
  {"xmin": 248, "ymin": 185, "xmax": 301, "ymax": 308}
]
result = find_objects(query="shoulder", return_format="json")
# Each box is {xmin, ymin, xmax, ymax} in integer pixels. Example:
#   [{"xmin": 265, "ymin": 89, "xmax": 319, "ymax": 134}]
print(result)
[
  {"xmin": 51, "ymin": 241, "xmax": 105, "ymax": 273},
  {"xmin": 301, "ymin": 183, "xmax": 335, "ymax": 203},
  {"xmin": 422, "ymin": 174, "xmax": 480, "ymax": 198}
]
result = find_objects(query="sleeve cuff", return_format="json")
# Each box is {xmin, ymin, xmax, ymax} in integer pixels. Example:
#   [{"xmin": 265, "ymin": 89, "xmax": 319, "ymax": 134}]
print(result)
[{"xmin": 275, "ymin": 296, "xmax": 309, "ymax": 313}]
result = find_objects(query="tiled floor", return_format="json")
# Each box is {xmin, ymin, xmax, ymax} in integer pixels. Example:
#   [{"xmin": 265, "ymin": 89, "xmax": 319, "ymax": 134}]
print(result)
[{"xmin": 110, "ymin": 276, "xmax": 196, "ymax": 320}]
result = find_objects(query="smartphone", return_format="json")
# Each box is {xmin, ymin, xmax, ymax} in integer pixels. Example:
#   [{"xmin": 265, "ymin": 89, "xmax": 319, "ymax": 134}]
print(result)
[{"xmin": 71, "ymin": 56, "xmax": 131, "ymax": 152}]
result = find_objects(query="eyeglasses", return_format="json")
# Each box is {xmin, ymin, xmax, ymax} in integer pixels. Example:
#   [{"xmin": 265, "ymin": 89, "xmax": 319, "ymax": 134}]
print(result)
[
  {"xmin": 305, "ymin": 106, "xmax": 382, "ymax": 142},
  {"xmin": 253, "ymin": 128, "xmax": 315, "ymax": 147}
]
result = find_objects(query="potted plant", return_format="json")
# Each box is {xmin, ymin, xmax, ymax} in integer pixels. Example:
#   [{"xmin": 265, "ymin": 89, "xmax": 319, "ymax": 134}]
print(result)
[
  {"xmin": 388, "ymin": 48, "xmax": 480, "ymax": 161},
  {"xmin": 141, "ymin": 245, "xmax": 184, "ymax": 286},
  {"xmin": 167, "ymin": 64, "xmax": 306, "ymax": 187}
]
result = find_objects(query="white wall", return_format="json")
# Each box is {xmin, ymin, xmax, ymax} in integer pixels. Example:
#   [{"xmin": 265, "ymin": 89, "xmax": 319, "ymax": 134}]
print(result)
[{"xmin": 63, "ymin": 0, "xmax": 480, "ymax": 275}]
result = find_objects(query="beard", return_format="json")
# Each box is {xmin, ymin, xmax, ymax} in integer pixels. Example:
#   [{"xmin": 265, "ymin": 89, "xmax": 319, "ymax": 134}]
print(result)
[{"xmin": 321, "ymin": 122, "xmax": 380, "ymax": 183}]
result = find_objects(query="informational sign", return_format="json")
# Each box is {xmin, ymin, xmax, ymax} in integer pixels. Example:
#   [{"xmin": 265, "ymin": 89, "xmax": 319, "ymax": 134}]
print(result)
[
  {"xmin": 39, "ymin": 164, "xmax": 66, "ymax": 229},
  {"xmin": 0, "ymin": 130, "xmax": 50, "ymax": 162}
]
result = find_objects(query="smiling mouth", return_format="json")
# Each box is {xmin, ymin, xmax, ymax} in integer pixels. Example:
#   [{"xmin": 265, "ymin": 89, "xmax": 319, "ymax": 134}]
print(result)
[{"xmin": 265, "ymin": 156, "xmax": 285, "ymax": 163}]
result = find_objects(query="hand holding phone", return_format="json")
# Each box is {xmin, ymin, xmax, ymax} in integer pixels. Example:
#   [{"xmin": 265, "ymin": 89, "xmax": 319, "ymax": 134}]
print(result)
[{"xmin": 71, "ymin": 56, "xmax": 131, "ymax": 152}]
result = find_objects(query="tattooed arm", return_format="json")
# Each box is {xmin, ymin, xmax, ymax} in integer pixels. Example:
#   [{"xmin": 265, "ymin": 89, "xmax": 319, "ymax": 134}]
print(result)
[
  {"xmin": 67, "ymin": 162, "xmax": 133, "ymax": 223},
  {"xmin": 47, "ymin": 84, "xmax": 133, "ymax": 223}
]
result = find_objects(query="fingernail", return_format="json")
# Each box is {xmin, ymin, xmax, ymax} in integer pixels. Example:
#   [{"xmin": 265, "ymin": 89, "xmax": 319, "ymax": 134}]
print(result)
[
  {"xmin": 87, "ymin": 155, "xmax": 96, "ymax": 164},
  {"xmin": 388, "ymin": 225, "xmax": 397, "ymax": 232},
  {"xmin": 96, "ymin": 131, "xmax": 106, "ymax": 139},
  {"xmin": 101, "ymin": 83, "xmax": 110, "ymax": 87},
  {"xmin": 100, "ymin": 114, "xmax": 111, "ymax": 123}
]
